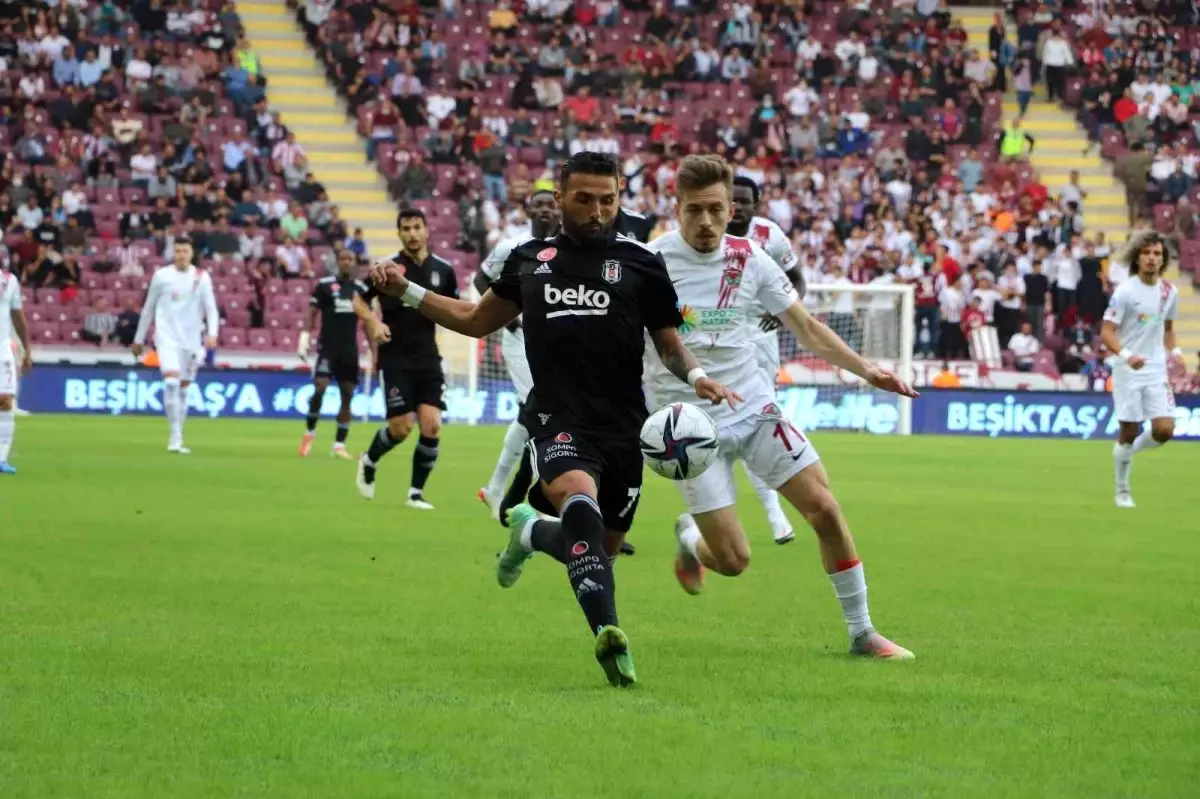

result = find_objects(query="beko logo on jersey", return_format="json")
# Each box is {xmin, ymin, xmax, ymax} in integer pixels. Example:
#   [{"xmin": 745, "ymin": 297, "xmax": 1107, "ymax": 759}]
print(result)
[{"xmin": 543, "ymin": 284, "xmax": 611, "ymax": 318}]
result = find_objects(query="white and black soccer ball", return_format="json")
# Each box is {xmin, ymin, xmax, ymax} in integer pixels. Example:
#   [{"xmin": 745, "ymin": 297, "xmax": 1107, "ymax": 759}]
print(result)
[{"xmin": 639, "ymin": 402, "xmax": 719, "ymax": 480}]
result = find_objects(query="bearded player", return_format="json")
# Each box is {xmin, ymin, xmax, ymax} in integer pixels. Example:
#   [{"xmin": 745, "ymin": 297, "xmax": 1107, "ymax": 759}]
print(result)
[
  {"xmin": 368, "ymin": 152, "xmax": 739, "ymax": 686},
  {"xmin": 1101, "ymin": 230, "xmax": 1183, "ymax": 508},
  {"xmin": 651, "ymin": 155, "xmax": 916, "ymax": 659},
  {"xmin": 132, "ymin": 236, "xmax": 219, "ymax": 454},
  {"xmin": 726, "ymin": 176, "xmax": 806, "ymax": 544}
]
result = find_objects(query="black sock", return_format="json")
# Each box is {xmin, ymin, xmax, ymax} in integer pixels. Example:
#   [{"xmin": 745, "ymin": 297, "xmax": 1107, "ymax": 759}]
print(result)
[
  {"xmin": 305, "ymin": 394, "xmax": 320, "ymax": 432},
  {"xmin": 410, "ymin": 435, "xmax": 439, "ymax": 492},
  {"xmin": 499, "ymin": 449, "xmax": 534, "ymax": 525},
  {"xmin": 529, "ymin": 519, "xmax": 570, "ymax": 564},
  {"xmin": 365, "ymin": 426, "xmax": 399, "ymax": 464},
  {"xmin": 560, "ymin": 494, "xmax": 618, "ymax": 635},
  {"xmin": 336, "ymin": 422, "xmax": 350, "ymax": 444}
]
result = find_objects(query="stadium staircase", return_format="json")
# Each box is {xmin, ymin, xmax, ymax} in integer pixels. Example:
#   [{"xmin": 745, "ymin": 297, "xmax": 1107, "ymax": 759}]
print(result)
[
  {"xmin": 236, "ymin": 0, "xmax": 397, "ymax": 259},
  {"xmin": 956, "ymin": 7, "xmax": 1200, "ymax": 351}
]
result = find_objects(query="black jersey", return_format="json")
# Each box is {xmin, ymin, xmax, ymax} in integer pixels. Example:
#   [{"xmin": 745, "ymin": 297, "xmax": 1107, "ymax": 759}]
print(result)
[
  {"xmin": 364, "ymin": 251, "xmax": 459, "ymax": 370},
  {"xmin": 615, "ymin": 209, "xmax": 655, "ymax": 243},
  {"xmin": 491, "ymin": 231, "xmax": 683, "ymax": 441},
  {"xmin": 310, "ymin": 274, "xmax": 369, "ymax": 359}
]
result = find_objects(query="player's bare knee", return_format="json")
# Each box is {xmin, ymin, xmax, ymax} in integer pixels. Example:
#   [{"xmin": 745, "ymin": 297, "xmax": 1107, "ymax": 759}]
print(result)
[
  {"xmin": 804, "ymin": 495, "xmax": 845, "ymax": 541},
  {"xmin": 388, "ymin": 417, "xmax": 413, "ymax": 440},
  {"xmin": 1151, "ymin": 420, "xmax": 1174, "ymax": 443},
  {"xmin": 0, "ymin": 395, "xmax": 12, "ymax": 411},
  {"xmin": 709, "ymin": 538, "xmax": 751, "ymax": 576},
  {"xmin": 313, "ymin": 378, "xmax": 330, "ymax": 394},
  {"xmin": 419, "ymin": 418, "xmax": 441, "ymax": 439}
]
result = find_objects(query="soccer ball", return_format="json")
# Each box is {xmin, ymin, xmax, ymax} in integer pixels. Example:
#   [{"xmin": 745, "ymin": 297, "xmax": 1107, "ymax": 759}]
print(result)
[{"xmin": 639, "ymin": 402, "xmax": 719, "ymax": 480}]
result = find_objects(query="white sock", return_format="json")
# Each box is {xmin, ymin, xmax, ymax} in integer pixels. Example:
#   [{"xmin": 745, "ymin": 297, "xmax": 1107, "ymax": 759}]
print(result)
[
  {"xmin": 518, "ymin": 518, "xmax": 536, "ymax": 553},
  {"xmin": 829, "ymin": 562, "xmax": 872, "ymax": 639},
  {"xmin": 163, "ymin": 379, "xmax": 181, "ymax": 443},
  {"xmin": 679, "ymin": 517, "xmax": 702, "ymax": 559},
  {"xmin": 1113, "ymin": 442, "xmax": 1133, "ymax": 492},
  {"xmin": 1131, "ymin": 429, "xmax": 1163, "ymax": 455},
  {"xmin": 743, "ymin": 463, "xmax": 791, "ymax": 533},
  {"xmin": 177, "ymin": 384, "xmax": 189, "ymax": 442},
  {"xmin": 0, "ymin": 409, "xmax": 13, "ymax": 462},
  {"xmin": 487, "ymin": 421, "xmax": 529, "ymax": 497}
]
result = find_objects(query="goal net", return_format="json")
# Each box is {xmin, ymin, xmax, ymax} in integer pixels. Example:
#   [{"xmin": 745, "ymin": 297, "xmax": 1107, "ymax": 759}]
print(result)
[
  {"xmin": 776, "ymin": 283, "xmax": 915, "ymax": 436},
  {"xmin": 438, "ymin": 283, "xmax": 915, "ymax": 434}
]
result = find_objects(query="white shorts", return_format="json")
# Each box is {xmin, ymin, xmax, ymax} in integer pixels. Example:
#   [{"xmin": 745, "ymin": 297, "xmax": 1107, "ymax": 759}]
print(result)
[
  {"xmin": 676, "ymin": 410, "xmax": 821, "ymax": 515},
  {"xmin": 501, "ymin": 328, "xmax": 533, "ymax": 403},
  {"xmin": 754, "ymin": 333, "xmax": 780, "ymax": 380},
  {"xmin": 0, "ymin": 348, "xmax": 15, "ymax": 396},
  {"xmin": 1113, "ymin": 378, "xmax": 1176, "ymax": 423},
  {"xmin": 157, "ymin": 342, "xmax": 204, "ymax": 382}
]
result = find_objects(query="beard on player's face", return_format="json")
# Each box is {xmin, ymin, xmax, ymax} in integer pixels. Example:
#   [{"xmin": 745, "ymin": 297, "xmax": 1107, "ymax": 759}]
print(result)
[{"xmin": 562, "ymin": 211, "xmax": 612, "ymax": 245}]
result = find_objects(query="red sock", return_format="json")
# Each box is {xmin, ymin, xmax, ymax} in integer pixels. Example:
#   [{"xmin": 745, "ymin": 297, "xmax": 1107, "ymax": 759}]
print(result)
[{"xmin": 835, "ymin": 559, "xmax": 861, "ymax": 573}]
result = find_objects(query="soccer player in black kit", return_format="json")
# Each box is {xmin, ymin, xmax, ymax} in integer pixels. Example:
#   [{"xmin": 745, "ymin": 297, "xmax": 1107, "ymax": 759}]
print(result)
[
  {"xmin": 298, "ymin": 249, "xmax": 369, "ymax": 459},
  {"xmin": 368, "ymin": 153, "xmax": 739, "ymax": 686},
  {"xmin": 353, "ymin": 209, "xmax": 459, "ymax": 509}
]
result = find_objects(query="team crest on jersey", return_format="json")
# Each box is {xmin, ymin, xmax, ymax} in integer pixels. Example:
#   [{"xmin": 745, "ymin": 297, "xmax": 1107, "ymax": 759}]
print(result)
[
  {"xmin": 537, "ymin": 247, "xmax": 557, "ymax": 261},
  {"xmin": 601, "ymin": 260, "xmax": 621, "ymax": 284},
  {"xmin": 331, "ymin": 282, "xmax": 340, "ymax": 293},
  {"xmin": 556, "ymin": 432, "xmax": 572, "ymax": 443},
  {"xmin": 431, "ymin": 272, "xmax": 441, "ymax": 287}
]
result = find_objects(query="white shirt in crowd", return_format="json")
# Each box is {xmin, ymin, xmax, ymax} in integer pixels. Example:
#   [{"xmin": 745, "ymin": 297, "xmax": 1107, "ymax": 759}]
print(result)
[
  {"xmin": 0, "ymin": 270, "xmax": 22, "ymax": 347},
  {"xmin": 1008, "ymin": 331, "xmax": 1040, "ymax": 361},
  {"xmin": 997, "ymin": 272, "xmax": 1025, "ymax": 309},
  {"xmin": 972, "ymin": 285, "xmax": 1002, "ymax": 322},
  {"xmin": 134, "ymin": 265, "xmax": 219, "ymax": 350},
  {"xmin": 939, "ymin": 285, "xmax": 967, "ymax": 323},
  {"xmin": 1103, "ymin": 276, "xmax": 1178, "ymax": 386},
  {"xmin": 646, "ymin": 231, "xmax": 799, "ymax": 426}
]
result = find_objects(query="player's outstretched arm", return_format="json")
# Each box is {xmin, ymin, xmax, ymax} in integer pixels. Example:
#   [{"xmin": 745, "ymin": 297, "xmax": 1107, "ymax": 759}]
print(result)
[
  {"xmin": 131, "ymin": 275, "xmax": 161, "ymax": 356},
  {"xmin": 780, "ymin": 301, "xmax": 918, "ymax": 398},
  {"xmin": 368, "ymin": 260, "xmax": 517, "ymax": 338},
  {"xmin": 650, "ymin": 327, "xmax": 742, "ymax": 407}
]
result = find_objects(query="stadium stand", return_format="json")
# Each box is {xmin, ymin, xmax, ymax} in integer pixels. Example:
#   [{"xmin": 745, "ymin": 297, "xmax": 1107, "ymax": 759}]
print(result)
[{"xmin": 1, "ymin": 0, "xmax": 1197, "ymax": 391}]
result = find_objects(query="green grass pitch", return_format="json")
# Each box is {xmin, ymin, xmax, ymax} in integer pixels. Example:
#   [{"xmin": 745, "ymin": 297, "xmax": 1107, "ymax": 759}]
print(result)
[{"xmin": 2, "ymin": 415, "xmax": 1197, "ymax": 798}]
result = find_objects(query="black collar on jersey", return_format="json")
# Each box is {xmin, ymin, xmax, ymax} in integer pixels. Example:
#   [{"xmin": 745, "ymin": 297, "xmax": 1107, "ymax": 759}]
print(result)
[{"xmin": 392, "ymin": 250, "xmax": 440, "ymax": 270}]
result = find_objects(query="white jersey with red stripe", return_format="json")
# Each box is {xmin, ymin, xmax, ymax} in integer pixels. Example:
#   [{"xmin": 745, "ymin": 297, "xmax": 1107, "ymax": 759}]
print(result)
[
  {"xmin": 1103, "ymin": 276, "xmax": 1178, "ymax": 387},
  {"xmin": 0, "ymin": 270, "xmax": 22, "ymax": 348},
  {"xmin": 645, "ymin": 231, "xmax": 799, "ymax": 426}
]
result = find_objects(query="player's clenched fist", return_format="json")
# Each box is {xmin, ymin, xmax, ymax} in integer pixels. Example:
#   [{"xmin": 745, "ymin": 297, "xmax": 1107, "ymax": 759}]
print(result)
[
  {"xmin": 365, "ymin": 318, "xmax": 391, "ymax": 344},
  {"xmin": 368, "ymin": 259, "xmax": 408, "ymax": 296}
]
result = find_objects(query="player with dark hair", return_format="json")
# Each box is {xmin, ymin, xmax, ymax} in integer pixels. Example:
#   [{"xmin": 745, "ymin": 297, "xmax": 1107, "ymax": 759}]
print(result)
[
  {"xmin": 352, "ymin": 208, "xmax": 459, "ymax": 508},
  {"xmin": 368, "ymin": 151, "xmax": 739, "ymax": 686},
  {"xmin": 726, "ymin": 176, "xmax": 808, "ymax": 544},
  {"xmin": 298, "ymin": 249, "xmax": 369, "ymax": 459}
]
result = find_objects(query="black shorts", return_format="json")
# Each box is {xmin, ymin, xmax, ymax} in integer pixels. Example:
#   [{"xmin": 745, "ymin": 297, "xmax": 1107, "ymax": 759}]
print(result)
[
  {"xmin": 378, "ymin": 365, "xmax": 446, "ymax": 418},
  {"xmin": 527, "ymin": 427, "xmax": 644, "ymax": 533},
  {"xmin": 313, "ymin": 352, "xmax": 360, "ymax": 385}
]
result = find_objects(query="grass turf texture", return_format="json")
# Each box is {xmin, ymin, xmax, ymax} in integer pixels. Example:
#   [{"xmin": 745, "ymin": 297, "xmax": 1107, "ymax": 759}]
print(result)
[{"xmin": 2, "ymin": 416, "xmax": 1197, "ymax": 798}]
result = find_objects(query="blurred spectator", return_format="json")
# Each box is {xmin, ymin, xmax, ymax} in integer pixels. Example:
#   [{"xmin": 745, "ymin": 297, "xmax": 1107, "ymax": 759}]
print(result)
[
  {"xmin": 1007, "ymin": 322, "xmax": 1040, "ymax": 372},
  {"xmin": 80, "ymin": 296, "xmax": 118, "ymax": 346}
]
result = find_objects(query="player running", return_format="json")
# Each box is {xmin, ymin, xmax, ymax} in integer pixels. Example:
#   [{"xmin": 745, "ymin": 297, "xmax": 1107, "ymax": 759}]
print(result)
[
  {"xmin": 368, "ymin": 152, "xmax": 738, "ymax": 686},
  {"xmin": 1101, "ymin": 230, "xmax": 1183, "ymax": 508},
  {"xmin": 352, "ymin": 209, "xmax": 458, "ymax": 509},
  {"xmin": 651, "ymin": 155, "xmax": 916, "ymax": 660},
  {"xmin": 298, "ymin": 249, "xmax": 369, "ymax": 459},
  {"xmin": 725, "ymin": 176, "xmax": 807, "ymax": 544},
  {"xmin": 132, "ymin": 236, "xmax": 219, "ymax": 454},
  {"xmin": 0, "ymin": 264, "xmax": 32, "ymax": 474},
  {"xmin": 474, "ymin": 189, "xmax": 558, "ymax": 518}
]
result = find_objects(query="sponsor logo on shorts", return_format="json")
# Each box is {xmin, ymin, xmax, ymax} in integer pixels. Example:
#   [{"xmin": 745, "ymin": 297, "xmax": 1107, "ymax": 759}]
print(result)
[
  {"xmin": 538, "ymin": 413, "xmax": 551, "ymax": 425},
  {"xmin": 575, "ymin": 577, "xmax": 601, "ymax": 598},
  {"xmin": 537, "ymin": 247, "xmax": 557, "ymax": 261},
  {"xmin": 556, "ymin": 432, "xmax": 572, "ymax": 443},
  {"xmin": 571, "ymin": 541, "xmax": 588, "ymax": 557},
  {"xmin": 567, "ymin": 552, "xmax": 604, "ymax": 580},
  {"xmin": 544, "ymin": 441, "xmax": 577, "ymax": 460}
]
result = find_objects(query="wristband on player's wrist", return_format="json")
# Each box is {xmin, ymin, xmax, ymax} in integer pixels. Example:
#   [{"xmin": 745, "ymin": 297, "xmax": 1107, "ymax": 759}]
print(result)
[
  {"xmin": 1171, "ymin": 347, "xmax": 1184, "ymax": 359},
  {"xmin": 1117, "ymin": 348, "xmax": 1132, "ymax": 363},
  {"xmin": 686, "ymin": 367, "xmax": 707, "ymax": 387},
  {"xmin": 401, "ymin": 283, "xmax": 427, "ymax": 308}
]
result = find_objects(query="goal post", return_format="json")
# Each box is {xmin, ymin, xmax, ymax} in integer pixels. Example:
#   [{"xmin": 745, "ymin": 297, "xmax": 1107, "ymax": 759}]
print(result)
[{"xmin": 776, "ymin": 282, "xmax": 915, "ymax": 436}]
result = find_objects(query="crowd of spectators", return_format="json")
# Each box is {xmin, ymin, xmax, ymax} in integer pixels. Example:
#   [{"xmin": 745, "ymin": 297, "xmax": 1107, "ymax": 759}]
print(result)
[{"xmin": 0, "ymin": 0, "xmax": 374, "ymax": 350}]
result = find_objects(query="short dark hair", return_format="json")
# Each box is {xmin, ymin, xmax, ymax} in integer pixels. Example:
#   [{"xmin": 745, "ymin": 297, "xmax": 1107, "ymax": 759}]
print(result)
[
  {"xmin": 732, "ymin": 175, "xmax": 761, "ymax": 205},
  {"xmin": 397, "ymin": 208, "xmax": 427, "ymax": 227},
  {"xmin": 528, "ymin": 188, "xmax": 556, "ymax": 203},
  {"xmin": 559, "ymin": 151, "xmax": 619, "ymax": 190},
  {"xmin": 174, "ymin": 235, "xmax": 193, "ymax": 246}
]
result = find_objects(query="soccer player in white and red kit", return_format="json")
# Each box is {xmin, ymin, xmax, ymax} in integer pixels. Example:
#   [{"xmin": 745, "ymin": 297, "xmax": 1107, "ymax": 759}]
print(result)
[
  {"xmin": 132, "ymin": 237, "xmax": 219, "ymax": 454},
  {"xmin": 725, "ymin": 176, "xmax": 806, "ymax": 544},
  {"xmin": 1101, "ymin": 231, "xmax": 1184, "ymax": 508},
  {"xmin": 0, "ymin": 264, "xmax": 32, "ymax": 474},
  {"xmin": 648, "ymin": 155, "xmax": 916, "ymax": 659}
]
